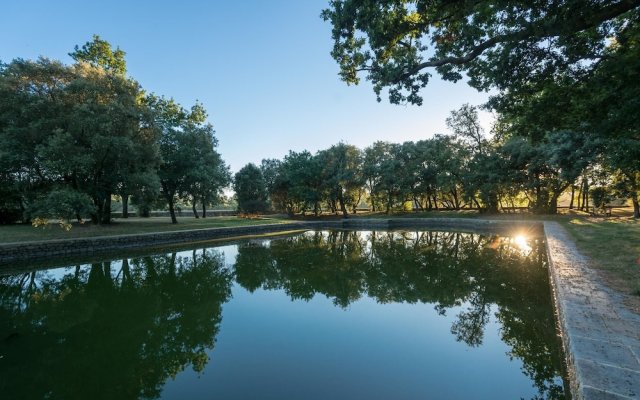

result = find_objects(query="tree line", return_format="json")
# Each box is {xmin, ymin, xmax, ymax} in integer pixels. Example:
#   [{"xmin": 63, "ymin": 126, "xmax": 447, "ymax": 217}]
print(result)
[
  {"xmin": 321, "ymin": 0, "xmax": 640, "ymax": 218},
  {"xmin": 0, "ymin": 36, "xmax": 230, "ymax": 225},
  {"xmin": 234, "ymin": 103, "xmax": 637, "ymax": 217}
]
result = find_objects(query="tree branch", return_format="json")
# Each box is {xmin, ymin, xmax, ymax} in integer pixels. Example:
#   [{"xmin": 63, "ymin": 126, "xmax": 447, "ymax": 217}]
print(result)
[{"xmin": 394, "ymin": 0, "xmax": 640, "ymax": 82}]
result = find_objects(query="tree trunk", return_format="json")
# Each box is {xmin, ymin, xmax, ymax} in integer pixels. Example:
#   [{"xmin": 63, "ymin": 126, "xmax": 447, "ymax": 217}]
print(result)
[
  {"xmin": 202, "ymin": 201, "xmax": 207, "ymax": 218},
  {"xmin": 569, "ymin": 185, "xmax": 575, "ymax": 210},
  {"xmin": 583, "ymin": 179, "xmax": 589, "ymax": 213},
  {"xmin": 577, "ymin": 182, "xmax": 582, "ymax": 210},
  {"xmin": 161, "ymin": 182, "xmax": 178, "ymax": 223},
  {"xmin": 451, "ymin": 189, "xmax": 460, "ymax": 210},
  {"xmin": 192, "ymin": 200, "xmax": 199, "ymax": 218},
  {"xmin": 338, "ymin": 191, "xmax": 349, "ymax": 218},
  {"xmin": 168, "ymin": 197, "xmax": 178, "ymax": 224},
  {"xmin": 386, "ymin": 190, "xmax": 392, "ymax": 214},
  {"xmin": 485, "ymin": 192, "xmax": 499, "ymax": 214},
  {"xmin": 632, "ymin": 194, "xmax": 639, "ymax": 219},
  {"xmin": 101, "ymin": 195, "xmax": 112, "ymax": 224},
  {"xmin": 580, "ymin": 179, "xmax": 588, "ymax": 212},
  {"xmin": 122, "ymin": 194, "xmax": 129, "ymax": 218},
  {"xmin": 472, "ymin": 197, "xmax": 482, "ymax": 212},
  {"xmin": 549, "ymin": 193, "xmax": 559, "ymax": 214}
]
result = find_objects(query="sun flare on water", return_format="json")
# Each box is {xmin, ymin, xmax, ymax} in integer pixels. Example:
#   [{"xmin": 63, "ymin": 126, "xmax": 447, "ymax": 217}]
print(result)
[{"xmin": 513, "ymin": 234, "xmax": 532, "ymax": 254}]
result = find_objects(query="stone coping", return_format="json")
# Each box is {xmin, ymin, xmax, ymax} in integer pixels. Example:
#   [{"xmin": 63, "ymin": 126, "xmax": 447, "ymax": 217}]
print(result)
[
  {"xmin": 1, "ymin": 218, "xmax": 637, "ymax": 399},
  {"xmin": 544, "ymin": 222, "xmax": 640, "ymax": 399}
]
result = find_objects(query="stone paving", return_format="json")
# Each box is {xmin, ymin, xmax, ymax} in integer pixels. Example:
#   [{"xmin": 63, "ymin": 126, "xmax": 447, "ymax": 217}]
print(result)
[{"xmin": 544, "ymin": 222, "xmax": 640, "ymax": 399}]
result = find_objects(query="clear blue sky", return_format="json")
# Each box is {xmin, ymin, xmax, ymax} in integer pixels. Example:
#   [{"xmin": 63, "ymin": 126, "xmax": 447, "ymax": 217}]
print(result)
[{"xmin": 1, "ymin": 0, "xmax": 491, "ymax": 173}]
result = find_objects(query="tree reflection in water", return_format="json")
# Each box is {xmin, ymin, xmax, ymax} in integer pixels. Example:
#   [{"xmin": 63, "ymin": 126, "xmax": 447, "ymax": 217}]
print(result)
[
  {"xmin": 0, "ymin": 230, "xmax": 566, "ymax": 399},
  {"xmin": 0, "ymin": 250, "xmax": 232, "ymax": 400},
  {"xmin": 234, "ymin": 230, "xmax": 566, "ymax": 399}
]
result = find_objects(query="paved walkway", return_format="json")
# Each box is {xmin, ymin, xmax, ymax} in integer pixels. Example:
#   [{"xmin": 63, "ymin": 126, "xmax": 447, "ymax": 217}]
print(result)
[{"xmin": 544, "ymin": 222, "xmax": 640, "ymax": 399}]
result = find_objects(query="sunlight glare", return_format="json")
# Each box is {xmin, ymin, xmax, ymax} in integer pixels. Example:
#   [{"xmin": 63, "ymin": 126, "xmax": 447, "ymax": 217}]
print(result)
[{"xmin": 513, "ymin": 235, "xmax": 532, "ymax": 254}]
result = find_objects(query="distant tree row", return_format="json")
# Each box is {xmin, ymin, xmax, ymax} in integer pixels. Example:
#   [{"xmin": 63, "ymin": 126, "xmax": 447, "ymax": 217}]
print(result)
[
  {"xmin": 235, "ymin": 104, "xmax": 638, "ymax": 217},
  {"xmin": 0, "ymin": 36, "xmax": 230, "ymax": 224}
]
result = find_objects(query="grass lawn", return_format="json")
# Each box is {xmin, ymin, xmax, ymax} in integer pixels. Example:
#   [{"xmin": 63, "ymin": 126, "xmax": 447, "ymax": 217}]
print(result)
[
  {"xmin": 0, "ymin": 216, "xmax": 289, "ymax": 244},
  {"xmin": 559, "ymin": 216, "xmax": 640, "ymax": 296}
]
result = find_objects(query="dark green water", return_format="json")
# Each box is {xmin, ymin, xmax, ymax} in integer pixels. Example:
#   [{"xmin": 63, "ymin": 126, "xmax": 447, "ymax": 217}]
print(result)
[{"xmin": 0, "ymin": 230, "xmax": 567, "ymax": 399}]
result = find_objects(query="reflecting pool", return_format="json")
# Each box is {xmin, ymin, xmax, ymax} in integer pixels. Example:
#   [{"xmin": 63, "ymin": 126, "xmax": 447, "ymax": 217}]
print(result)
[{"xmin": 0, "ymin": 230, "xmax": 567, "ymax": 399}]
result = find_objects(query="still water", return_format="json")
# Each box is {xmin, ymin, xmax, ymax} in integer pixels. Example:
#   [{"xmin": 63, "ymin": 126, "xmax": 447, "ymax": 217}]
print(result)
[{"xmin": 0, "ymin": 230, "xmax": 567, "ymax": 399}]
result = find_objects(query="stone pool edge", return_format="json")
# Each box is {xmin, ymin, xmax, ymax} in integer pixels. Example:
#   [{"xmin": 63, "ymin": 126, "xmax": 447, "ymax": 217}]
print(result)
[{"xmin": 544, "ymin": 221, "xmax": 640, "ymax": 400}]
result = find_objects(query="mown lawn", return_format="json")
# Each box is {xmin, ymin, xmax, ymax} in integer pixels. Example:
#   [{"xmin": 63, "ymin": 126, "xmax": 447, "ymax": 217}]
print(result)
[
  {"xmin": 560, "ymin": 217, "xmax": 640, "ymax": 296},
  {"xmin": 0, "ymin": 216, "xmax": 289, "ymax": 244}
]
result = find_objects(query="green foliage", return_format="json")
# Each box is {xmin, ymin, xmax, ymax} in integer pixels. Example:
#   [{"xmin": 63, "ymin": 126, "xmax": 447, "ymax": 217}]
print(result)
[
  {"xmin": 69, "ymin": 34, "xmax": 127, "ymax": 75},
  {"xmin": 0, "ymin": 36, "xmax": 231, "ymax": 225},
  {"xmin": 28, "ymin": 188, "xmax": 95, "ymax": 223},
  {"xmin": 234, "ymin": 164, "xmax": 269, "ymax": 214},
  {"xmin": 146, "ymin": 95, "xmax": 229, "ymax": 223},
  {"xmin": 266, "ymin": 151, "xmax": 324, "ymax": 215},
  {"xmin": 322, "ymin": 0, "xmax": 639, "ymax": 104},
  {"xmin": 589, "ymin": 187, "xmax": 612, "ymax": 209},
  {"xmin": 317, "ymin": 143, "xmax": 363, "ymax": 217},
  {"xmin": 322, "ymin": 1, "xmax": 640, "ymax": 216}
]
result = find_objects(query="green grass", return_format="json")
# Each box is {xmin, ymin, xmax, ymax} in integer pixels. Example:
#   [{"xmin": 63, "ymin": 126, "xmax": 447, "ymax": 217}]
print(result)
[
  {"xmin": 560, "ymin": 217, "xmax": 640, "ymax": 296},
  {"xmin": 0, "ymin": 216, "xmax": 289, "ymax": 244}
]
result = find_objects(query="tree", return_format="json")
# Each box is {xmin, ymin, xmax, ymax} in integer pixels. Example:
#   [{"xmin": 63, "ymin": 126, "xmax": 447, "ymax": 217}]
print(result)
[
  {"xmin": 605, "ymin": 139, "xmax": 640, "ymax": 218},
  {"xmin": 69, "ymin": 34, "xmax": 127, "ymax": 75},
  {"xmin": 233, "ymin": 163, "xmax": 269, "ymax": 214},
  {"xmin": 147, "ymin": 96, "xmax": 209, "ymax": 224},
  {"xmin": 0, "ymin": 58, "xmax": 72, "ymax": 223},
  {"xmin": 179, "ymin": 105, "xmax": 230, "ymax": 218},
  {"xmin": 362, "ymin": 141, "xmax": 389, "ymax": 211},
  {"xmin": 446, "ymin": 104, "xmax": 503, "ymax": 212},
  {"xmin": 271, "ymin": 151, "xmax": 324, "ymax": 215},
  {"xmin": 0, "ymin": 36, "xmax": 233, "ymax": 225},
  {"xmin": 446, "ymin": 104, "xmax": 486, "ymax": 155},
  {"xmin": 260, "ymin": 158, "xmax": 283, "ymax": 211},
  {"xmin": 322, "ymin": 0, "xmax": 640, "ymax": 104},
  {"xmin": 416, "ymin": 135, "xmax": 467, "ymax": 210},
  {"xmin": 58, "ymin": 62, "xmax": 158, "ymax": 224},
  {"xmin": 0, "ymin": 46, "xmax": 159, "ymax": 225},
  {"xmin": 317, "ymin": 143, "xmax": 363, "ymax": 217}
]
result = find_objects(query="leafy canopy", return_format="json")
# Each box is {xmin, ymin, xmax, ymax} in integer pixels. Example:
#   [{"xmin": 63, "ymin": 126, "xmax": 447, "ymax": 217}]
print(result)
[{"xmin": 322, "ymin": 0, "xmax": 640, "ymax": 104}]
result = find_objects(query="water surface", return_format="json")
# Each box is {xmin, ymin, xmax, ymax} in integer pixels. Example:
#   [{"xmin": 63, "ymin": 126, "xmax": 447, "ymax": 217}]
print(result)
[{"xmin": 0, "ymin": 230, "xmax": 567, "ymax": 399}]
